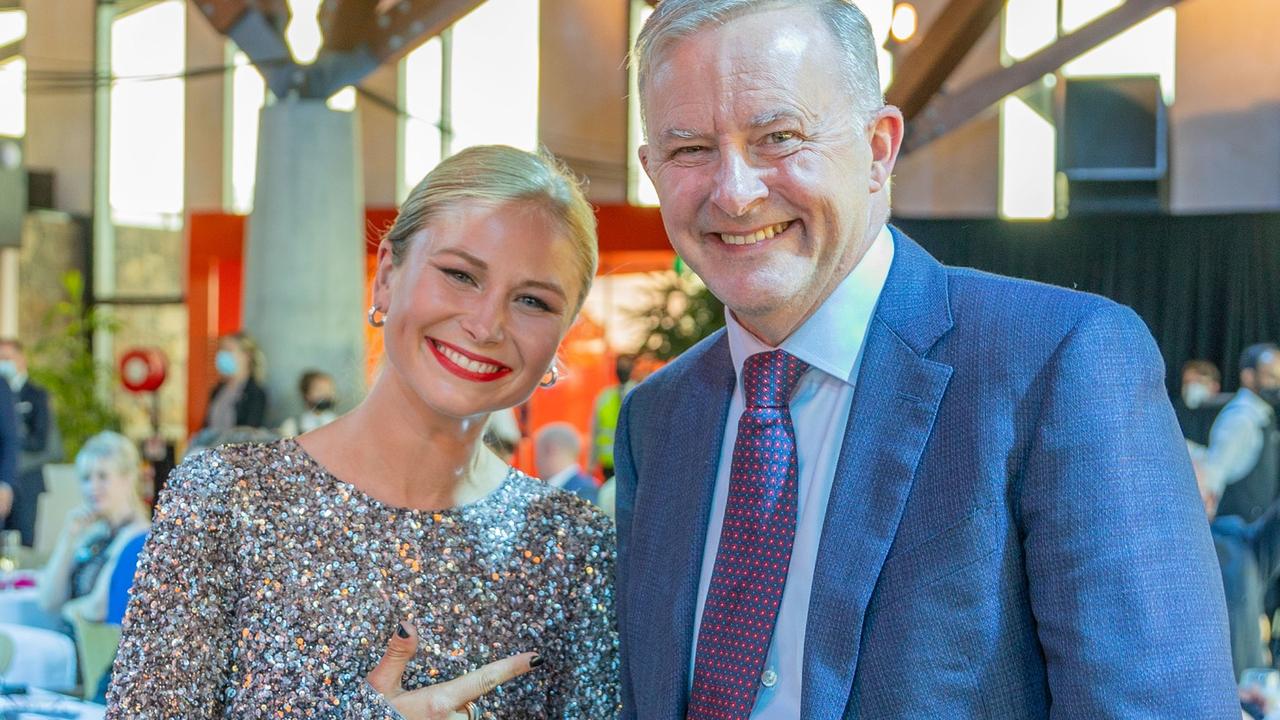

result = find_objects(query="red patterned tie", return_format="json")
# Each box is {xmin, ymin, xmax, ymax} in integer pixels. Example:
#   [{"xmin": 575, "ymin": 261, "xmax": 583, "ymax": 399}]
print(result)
[{"xmin": 688, "ymin": 349, "xmax": 809, "ymax": 720}]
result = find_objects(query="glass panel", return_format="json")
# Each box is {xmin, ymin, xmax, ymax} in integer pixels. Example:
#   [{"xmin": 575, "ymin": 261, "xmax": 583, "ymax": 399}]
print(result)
[
  {"xmin": 628, "ymin": 1, "xmax": 658, "ymax": 206},
  {"xmin": 401, "ymin": 37, "xmax": 443, "ymax": 199},
  {"xmin": 1061, "ymin": 0, "xmax": 1124, "ymax": 33},
  {"xmin": 229, "ymin": 50, "xmax": 265, "ymax": 214},
  {"xmin": 0, "ymin": 9, "xmax": 26, "ymax": 47},
  {"xmin": 0, "ymin": 58, "xmax": 24, "ymax": 138},
  {"xmin": 999, "ymin": 96, "xmax": 1056, "ymax": 220},
  {"xmin": 450, "ymin": 0, "xmax": 539, "ymax": 153},
  {"xmin": 1063, "ymin": 9, "xmax": 1176, "ymax": 102},
  {"xmin": 1004, "ymin": 0, "xmax": 1058, "ymax": 62},
  {"xmin": 326, "ymin": 85, "xmax": 357, "ymax": 111},
  {"xmin": 284, "ymin": 0, "xmax": 323, "ymax": 64},
  {"xmin": 109, "ymin": 0, "xmax": 185, "ymax": 227}
]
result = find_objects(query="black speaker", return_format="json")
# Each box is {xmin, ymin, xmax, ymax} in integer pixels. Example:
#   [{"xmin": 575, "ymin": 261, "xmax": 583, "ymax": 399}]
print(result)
[{"xmin": 1058, "ymin": 76, "xmax": 1167, "ymax": 214}]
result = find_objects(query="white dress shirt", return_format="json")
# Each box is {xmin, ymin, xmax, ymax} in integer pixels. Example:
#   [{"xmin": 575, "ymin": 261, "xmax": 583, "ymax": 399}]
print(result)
[
  {"xmin": 690, "ymin": 226, "xmax": 894, "ymax": 717},
  {"xmin": 1189, "ymin": 388, "xmax": 1274, "ymax": 496}
]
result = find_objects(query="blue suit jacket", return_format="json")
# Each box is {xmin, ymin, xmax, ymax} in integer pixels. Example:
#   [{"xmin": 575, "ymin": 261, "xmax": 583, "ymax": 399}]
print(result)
[{"xmin": 614, "ymin": 230, "xmax": 1238, "ymax": 719}]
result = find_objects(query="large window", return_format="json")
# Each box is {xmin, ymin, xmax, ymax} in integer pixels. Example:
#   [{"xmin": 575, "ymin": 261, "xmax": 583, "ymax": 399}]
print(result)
[
  {"xmin": 227, "ymin": 49, "xmax": 266, "ymax": 214},
  {"xmin": 109, "ymin": 0, "xmax": 186, "ymax": 228},
  {"xmin": 999, "ymin": 0, "xmax": 1176, "ymax": 219},
  {"xmin": 0, "ymin": 9, "xmax": 25, "ymax": 138},
  {"xmin": 399, "ymin": 0, "xmax": 539, "ymax": 201}
]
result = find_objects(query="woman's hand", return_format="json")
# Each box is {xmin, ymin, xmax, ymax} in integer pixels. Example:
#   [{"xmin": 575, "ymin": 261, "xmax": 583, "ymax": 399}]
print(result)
[
  {"xmin": 367, "ymin": 621, "xmax": 542, "ymax": 719},
  {"xmin": 64, "ymin": 505, "xmax": 101, "ymax": 538}
]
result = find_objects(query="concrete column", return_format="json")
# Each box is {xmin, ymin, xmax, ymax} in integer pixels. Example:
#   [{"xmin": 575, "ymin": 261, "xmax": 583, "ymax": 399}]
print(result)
[{"xmin": 243, "ymin": 99, "xmax": 366, "ymax": 426}]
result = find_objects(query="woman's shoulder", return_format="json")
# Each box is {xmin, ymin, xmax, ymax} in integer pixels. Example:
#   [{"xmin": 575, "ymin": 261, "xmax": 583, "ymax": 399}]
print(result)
[
  {"xmin": 164, "ymin": 439, "xmax": 299, "ymax": 509},
  {"xmin": 506, "ymin": 471, "xmax": 616, "ymax": 551}
]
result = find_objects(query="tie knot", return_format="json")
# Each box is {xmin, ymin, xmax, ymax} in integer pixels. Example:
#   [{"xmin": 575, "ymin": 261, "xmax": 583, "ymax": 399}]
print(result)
[{"xmin": 742, "ymin": 350, "xmax": 809, "ymax": 409}]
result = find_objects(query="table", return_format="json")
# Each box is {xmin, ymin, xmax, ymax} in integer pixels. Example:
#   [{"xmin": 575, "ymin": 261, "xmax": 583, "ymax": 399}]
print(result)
[
  {"xmin": 0, "ymin": 623, "xmax": 76, "ymax": 692},
  {"xmin": 0, "ymin": 687, "xmax": 104, "ymax": 720},
  {"xmin": 0, "ymin": 590, "xmax": 62, "ymax": 634}
]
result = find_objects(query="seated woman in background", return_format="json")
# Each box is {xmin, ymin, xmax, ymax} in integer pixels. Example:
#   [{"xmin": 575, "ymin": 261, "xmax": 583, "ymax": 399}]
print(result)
[{"xmin": 38, "ymin": 431, "xmax": 150, "ymax": 624}]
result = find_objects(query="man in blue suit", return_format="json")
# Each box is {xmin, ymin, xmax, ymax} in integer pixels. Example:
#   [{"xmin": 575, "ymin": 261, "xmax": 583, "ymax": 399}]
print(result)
[{"xmin": 616, "ymin": 1, "xmax": 1239, "ymax": 717}]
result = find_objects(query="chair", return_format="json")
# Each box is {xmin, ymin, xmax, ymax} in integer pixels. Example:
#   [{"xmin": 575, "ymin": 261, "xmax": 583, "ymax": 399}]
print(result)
[
  {"xmin": 70, "ymin": 613, "xmax": 122, "ymax": 701},
  {"xmin": 32, "ymin": 463, "xmax": 81, "ymax": 566}
]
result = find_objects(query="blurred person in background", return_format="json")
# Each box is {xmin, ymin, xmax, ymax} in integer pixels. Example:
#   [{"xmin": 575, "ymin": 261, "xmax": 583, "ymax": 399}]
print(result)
[
  {"xmin": 278, "ymin": 369, "xmax": 339, "ymax": 437},
  {"xmin": 0, "ymin": 381, "xmax": 18, "ymax": 549},
  {"xmin": 1179, "ymin": 358, "xmax": 1229, "ymax": 446},
  {"xmin": 1191, "ymin": 344, "xmax": 1280, "ymax": 523},
  {"xmin": 0, "ymin": 338, "xmax": 59, "ymax": 548},
  {"xmin": 589, "ymin": 354, "xmax": 636, "ymax": 480},
  {"xmin": 38, "ymin": 430, "xmax": 150, "ymax": 624},
  {"xmin": 108, "ymin": 145, "xmax": 617, "ymax": 719},
  {"xmin": 202, "ymin": 332, "xmax": 268, "ymax": 431},
  {"xmin": 534, "ymin": 422, "xmax": 598, "ymax": 503}
]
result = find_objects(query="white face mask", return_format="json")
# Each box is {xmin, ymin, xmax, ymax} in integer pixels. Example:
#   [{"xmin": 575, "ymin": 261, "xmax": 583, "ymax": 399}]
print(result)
[{"xmin": 1183, "ymin": 382, "xmax": 1213, "ymax": 409}]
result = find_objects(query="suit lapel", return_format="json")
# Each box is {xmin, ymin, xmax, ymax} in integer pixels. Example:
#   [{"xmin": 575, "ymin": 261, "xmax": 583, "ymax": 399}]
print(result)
[
  {"xmin": 629, "ymin": 333, "xmax": 736, "ymax": 719},
  {"xmin": 801, "ymin": 230, "xmax": 954, "ymax": 719}
]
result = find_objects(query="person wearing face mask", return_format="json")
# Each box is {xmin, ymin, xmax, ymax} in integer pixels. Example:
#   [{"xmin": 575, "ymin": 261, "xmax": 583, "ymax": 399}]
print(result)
[
  {"xmin": 1177, "ymin": 359, "xmax": 1229, "ymax": 446},
  {"xmin": 277, "ymin": 370, "xmax": 339, "ymax": 437},
  {"xmin": 107, "ymin": 146, "xmax": 617, "ymax": 720},
  {"xmin": 1191, "ymin": 343, "xmax": 1280, "ymax": 523},
  {"xmin": 0, "ymin": 338, "xmax": 58, "ymax": 548},
  {"xmin": 201, "ymin": 332, "xmax": 269, "ymax": 431}
]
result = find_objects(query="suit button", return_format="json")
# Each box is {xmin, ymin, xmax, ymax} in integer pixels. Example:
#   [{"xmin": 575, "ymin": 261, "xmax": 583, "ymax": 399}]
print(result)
[{"xmin": 760, "ymin": 669, "xmax": 778, "ymax": 688}]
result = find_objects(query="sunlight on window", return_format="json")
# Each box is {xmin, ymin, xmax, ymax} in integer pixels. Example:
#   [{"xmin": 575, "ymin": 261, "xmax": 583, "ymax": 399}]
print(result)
[
  {"xmin": 326, "ymin": 85, "xmax": 357, "ymax": 112},
  {"xmin": 999, "ymin": 96, "xmax": 1056, "ymax": 220},
  {"xmin": 628, "ymin": 1, "xmax": 658, "ymax": 207},
  {"xmin": 1063, "ymin": 9, "xmax": 1176, "ymax": 102},
  {"xmin": 0, "ymin": 58, "xmax": 24, "ymax": 138},
  {"xmin": 401, "ymin": 37, "xmax": 443, "ymax": 201},
  {"xmin": 284, "ymin": 0, "xmax": 323, "ymax": 65},
  {"xmin": 1003, "ymin": 0, "xmax": 1057, "ymax": 62},
  {"xmin": 229, "ymin": 50, "xmax": 265, "ymax": 214},
  {"xmin": 0, "ymin": 9, "xmax": 26, "ymax": 47},
  {"xmin": 1061, "ymin": 0, "xmax": 1124, "ymax": 33},
  {"xmin": 450, "ymin": 0, "xmax": 539, "ymax": 153},
  {"xmin": 109, "ymin": 0, "xmax": 185, "ymax": 227}
]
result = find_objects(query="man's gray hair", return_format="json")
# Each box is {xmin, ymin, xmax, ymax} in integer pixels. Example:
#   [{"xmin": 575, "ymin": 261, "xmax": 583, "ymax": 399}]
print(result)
[{"xmin": 633, "ymin": 0, "xmax": 885, "ymax": 130}]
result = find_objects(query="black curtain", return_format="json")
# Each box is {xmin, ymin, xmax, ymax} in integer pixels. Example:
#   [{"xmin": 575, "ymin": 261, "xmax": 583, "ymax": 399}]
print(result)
[{"xmin": 893, "ymin": 213, "xmax": 1280, "ymax": 396}]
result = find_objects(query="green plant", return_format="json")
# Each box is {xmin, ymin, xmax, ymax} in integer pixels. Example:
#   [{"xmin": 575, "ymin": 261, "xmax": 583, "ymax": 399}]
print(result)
[
  {"xmin": 28, "ymin": 270, "xmax": 122, "ymax": 459},
  {"xmin": 634, "ymin": 269, "xmax": 726, "ymax": 361}
]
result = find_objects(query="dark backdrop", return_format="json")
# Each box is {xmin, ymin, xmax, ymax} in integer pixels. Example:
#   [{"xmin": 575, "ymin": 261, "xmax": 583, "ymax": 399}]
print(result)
[{"xmin": 893, "ymin": 213, "xmax": 1280, "ymax": 396}]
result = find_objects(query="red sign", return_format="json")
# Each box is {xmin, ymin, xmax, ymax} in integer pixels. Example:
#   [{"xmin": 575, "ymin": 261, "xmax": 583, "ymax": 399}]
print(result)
[{"xmin": 119, "ymin": 348, "xmax": 167, "ymax": 393}]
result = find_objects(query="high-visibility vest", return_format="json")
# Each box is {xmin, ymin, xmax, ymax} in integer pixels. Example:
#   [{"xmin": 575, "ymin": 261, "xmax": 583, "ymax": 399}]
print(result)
[{"xmin": 592, "ymin": 382, "xmax": 633, "ymax": 469}]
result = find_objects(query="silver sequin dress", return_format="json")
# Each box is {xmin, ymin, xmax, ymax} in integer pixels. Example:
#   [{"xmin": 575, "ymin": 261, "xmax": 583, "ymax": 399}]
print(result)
[{"xmin": 106, "ymin": 439, "xmax": 619, "ymax": 719}]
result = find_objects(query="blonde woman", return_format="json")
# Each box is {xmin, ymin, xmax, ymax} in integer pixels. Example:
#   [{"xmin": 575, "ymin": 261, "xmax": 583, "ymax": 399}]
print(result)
[
  {"xmin": 108, "ymin": 146, "xmax": 618, "ymax": 719},
  {"xmin": 38, "ymin": 431, "xmax": 150, "ymax": 624}
]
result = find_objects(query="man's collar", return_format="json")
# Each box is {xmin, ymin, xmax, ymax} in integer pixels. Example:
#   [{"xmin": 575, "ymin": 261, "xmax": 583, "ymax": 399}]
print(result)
[{"xmin": 725, "ymin": 224, "xmax": 894, "ymax": 386}]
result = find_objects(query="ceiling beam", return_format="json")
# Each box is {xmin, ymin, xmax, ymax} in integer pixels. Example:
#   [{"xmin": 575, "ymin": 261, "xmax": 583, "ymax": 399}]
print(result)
[
  {"xmin": 885, "ymin": 0, "xmax": 1006, "ymax": 122},
  {"xmin": 366, "ymin": 0, "xmax": 485, "ymax": 66},
  {"xmin": 0, "ymin": 38, "xmax": 18, "ymax": 63},
  {"xmin": 321, "ymin": 0, "xmax": 377, "ymax": 52},
  {"xmin": 902, "ymin": 0, "xmax": 1183, "ymax": 155}
]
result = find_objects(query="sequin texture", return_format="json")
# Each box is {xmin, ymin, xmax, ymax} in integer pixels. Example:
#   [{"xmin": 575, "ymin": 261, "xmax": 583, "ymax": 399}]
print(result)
[{"xmin": 106, "ymin": 438, "xmax": 619, "ymax": 718}]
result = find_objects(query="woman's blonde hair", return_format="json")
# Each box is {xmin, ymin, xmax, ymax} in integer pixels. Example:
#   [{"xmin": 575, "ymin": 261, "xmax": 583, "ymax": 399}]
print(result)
[
  {"xmin": 75, "ymin": 431, "xmax": 141, "ymax": 488},
  {"xmin": 386, "ymin": 145, "xmax": 599, "ymax": 311}
]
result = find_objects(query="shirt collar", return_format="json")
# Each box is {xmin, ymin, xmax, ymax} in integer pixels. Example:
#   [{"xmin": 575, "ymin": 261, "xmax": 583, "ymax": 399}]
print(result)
[
  {"xmin": 545, "ymin": 466, "xmax": 579, "ymax": 489},
  {"xmin": 725, "ymin": 224, "xmax": 895, "ymax": 387}
]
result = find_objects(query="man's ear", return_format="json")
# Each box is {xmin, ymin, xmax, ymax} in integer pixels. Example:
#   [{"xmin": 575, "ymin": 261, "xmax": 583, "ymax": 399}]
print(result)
[
  {"xmin": 867, "ymin": 106, "xmax": 905, "ymax": 193},
  {"xmin": 638, "ymin": 144, "xmax": 656, "ymax": 186}
]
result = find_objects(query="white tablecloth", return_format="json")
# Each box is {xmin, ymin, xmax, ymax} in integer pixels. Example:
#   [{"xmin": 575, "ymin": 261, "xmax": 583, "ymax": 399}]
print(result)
[
  {"xmin": 0, "ymin": 588, "xmax": 63, "ymax": 633},
  {"xmin": 0, "ymin": 622, "xmax": 77, "ymax": 692},
  {"xmin": 0, "ymin": 686, "xmax": 105, "ymax": 719}
]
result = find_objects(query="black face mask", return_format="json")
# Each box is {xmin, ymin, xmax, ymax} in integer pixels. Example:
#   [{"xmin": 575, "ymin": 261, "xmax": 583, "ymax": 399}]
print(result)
[{"xmin": 310, "ymin": 398, "xmax": 335, "ymax": 412}]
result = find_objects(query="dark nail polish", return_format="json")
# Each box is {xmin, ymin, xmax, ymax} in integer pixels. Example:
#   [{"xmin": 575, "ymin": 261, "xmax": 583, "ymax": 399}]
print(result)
[
  {"xmin": 397, "ymin": 622, "xmax": 410, "ymax": 639},
  {"xmin": 530, "ymin": 654, "xmax": 545, "ymax": 668}
]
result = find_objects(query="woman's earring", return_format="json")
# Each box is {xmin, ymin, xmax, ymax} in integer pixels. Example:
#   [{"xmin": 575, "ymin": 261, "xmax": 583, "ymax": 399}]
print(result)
[
  {"xmin": 539, "ymin": 363, "xmax": 560, "ymax": 389},
  {"xmin": 367, "ymin": 304, "xmax": 387, "ymax": 328}
]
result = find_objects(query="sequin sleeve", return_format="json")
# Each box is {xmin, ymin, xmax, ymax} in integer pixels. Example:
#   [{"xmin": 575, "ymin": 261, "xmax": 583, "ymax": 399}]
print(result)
[
  {"xmin": 544, "ymin": 505, "xmax": 621, "ymax": 718},
  {"xmin": 106, "ymin": 451, "xmax": 242, "ymax": 718}
]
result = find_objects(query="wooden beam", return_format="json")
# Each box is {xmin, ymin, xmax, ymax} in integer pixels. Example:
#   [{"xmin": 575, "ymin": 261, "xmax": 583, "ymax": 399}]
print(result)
[
  {"xmin": 321, "ymin": 0, "xmax": 377, "ymax": 52},
  {"xmin": 192, "ymin": 0, "xmax": 251, "ymax": 34},
  {"xmin": 0, "ymin": 39, "xmax": 18, "ymax": 63},
  {"xmin": 366, "ymin": 0, "xmax": 485, "ymax": 66},
  {"xmin": 885, "ymin": 0, "xmax": 1006, "ymax": 122},
  {"xmin": 902, "ymin": 0, "xmax": 1183, "ymax": 155}
]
